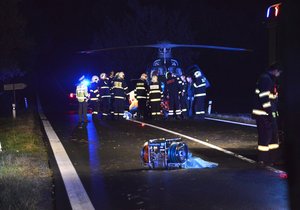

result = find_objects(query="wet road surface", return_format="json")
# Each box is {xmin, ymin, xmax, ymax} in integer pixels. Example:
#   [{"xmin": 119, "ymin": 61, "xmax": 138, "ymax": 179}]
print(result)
[{"xmin": 42, "ymin": 110, "xmax": 289, "ymax": 210}]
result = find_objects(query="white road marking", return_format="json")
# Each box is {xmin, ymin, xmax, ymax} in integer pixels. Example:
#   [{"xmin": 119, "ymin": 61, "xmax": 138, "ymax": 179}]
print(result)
[
  {"xmin": 130, "ymin": 119, "xmax": 287, "ymax": 175},
  {"xmin": 37, "ymin": 98, "xmax": 95, "ymax": 210},
  {"xmin": 205, "ymin": 117, "xmax": 257, "ymax": 127}
]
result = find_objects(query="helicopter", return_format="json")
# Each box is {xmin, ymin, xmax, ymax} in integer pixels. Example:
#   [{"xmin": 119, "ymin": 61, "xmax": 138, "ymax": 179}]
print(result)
[
  {"xmin": 79, "ymin": 41, "xmax": 251, "ymax": 81},
  {"xmin": 78, "ymin": 42, "xmax": 251, "ymax": 116}
]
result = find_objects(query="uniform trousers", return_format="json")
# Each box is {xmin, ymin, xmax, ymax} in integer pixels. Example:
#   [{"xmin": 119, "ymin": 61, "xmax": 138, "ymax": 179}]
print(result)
[{"xmin": 255, "ymin": 115, "xmax": 280, "ymax": 163}]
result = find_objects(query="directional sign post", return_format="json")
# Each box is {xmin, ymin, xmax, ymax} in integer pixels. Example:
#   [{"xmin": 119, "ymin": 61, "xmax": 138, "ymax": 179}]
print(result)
[
  {"xmin": 4, "ymin": 83, "xmax": 27, "ymax": 91},
  {"xmin": 3, "ymin": 83, "xmax": 27, "ymax": 118}
]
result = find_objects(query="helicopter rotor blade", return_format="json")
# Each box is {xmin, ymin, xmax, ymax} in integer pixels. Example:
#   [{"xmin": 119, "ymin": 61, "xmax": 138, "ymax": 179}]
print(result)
[
  {"xmin": 79, "ymin": 43, "xmax": 252, "ymax": 54},
  {"xmin": 168, "ymin": 44, "xmax": 252, "ymax": 52},
  {"xmin": 78, "ymin": 45, "xmax": 156, "ymax": 54}
]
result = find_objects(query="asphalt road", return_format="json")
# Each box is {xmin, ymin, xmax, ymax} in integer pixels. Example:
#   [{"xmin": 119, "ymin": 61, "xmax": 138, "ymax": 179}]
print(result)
[{"xmin": 41, "ymin": 104, "xmax": 289, "ymax": 210}]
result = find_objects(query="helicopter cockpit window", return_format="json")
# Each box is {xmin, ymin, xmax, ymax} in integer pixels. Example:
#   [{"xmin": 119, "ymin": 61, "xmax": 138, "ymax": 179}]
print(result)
[
  {"xmin": 158, "ymin": 48, "xmax": 172, "ymax": 58},
  {"xmin": 175, "ymin": 68, "xmax": 183, "ymax": 76},
  {"xmin": 170, "ymin": 59, "xmax": 179, "ymax": 66},
  {"xmin": 153, "ymin": 59, "xmax": 161, "ymax": 66}
]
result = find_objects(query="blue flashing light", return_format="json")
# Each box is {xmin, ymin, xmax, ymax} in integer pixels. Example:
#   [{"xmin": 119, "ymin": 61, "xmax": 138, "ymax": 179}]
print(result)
[
  {"xmin": 82, "ymin": 79, "xmax": 90, "ymax": 87},
  {"xmin": 161, "ymin": 81, "xmax": 165, "ymax": 92},
  {"xmin": 266, "ymin": 7, "xmax": 270, "ymax": 18}
]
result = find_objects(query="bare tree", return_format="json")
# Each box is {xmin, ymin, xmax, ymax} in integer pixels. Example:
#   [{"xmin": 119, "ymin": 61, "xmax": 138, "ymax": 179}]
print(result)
[{"xmin": 0, "ymin": 0, "xmax": 33, "ymax": 82}]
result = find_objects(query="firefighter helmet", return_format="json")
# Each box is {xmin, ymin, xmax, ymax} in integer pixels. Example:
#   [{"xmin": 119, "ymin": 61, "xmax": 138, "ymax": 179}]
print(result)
[
  {"xmin": 151, "ymin": 75, "xmax": 158, "ymax": 83},
  {"xmin": 118, "ymin": 71, "xmax": 125, "ymax": 79},
  {"xmin": 140, "ymin": 73, "xmax": 148, "ymax": 80},
  {"xmin": 100, "ymin": 73, "xmax": 107, "ymax": 80},
  {"xmin": 194, "ymin": 70, "xmax": 202, "ymax": 78},
  {"xmin": 92, "ymin": 75, "xmax": 99, "ymax": 83}
]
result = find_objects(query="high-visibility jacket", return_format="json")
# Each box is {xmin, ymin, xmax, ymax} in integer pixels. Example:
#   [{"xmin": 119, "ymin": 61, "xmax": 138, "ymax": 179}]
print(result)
[
  {"xmin": 252, "ymin": 72, "xmax": 279, "ymax": 117},
  {"xmin": 76, "ymin": 84, "xmax": 89, "ymax": 102}
]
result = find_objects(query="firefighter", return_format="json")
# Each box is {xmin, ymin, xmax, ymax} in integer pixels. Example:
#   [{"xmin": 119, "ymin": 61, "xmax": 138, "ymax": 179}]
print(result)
[
  {"xmin": 148, "ymin": 75, "xmax": 163, "ymax": 120},
  {"xmin": 252, "ymin": 63, "xmax": 282, "ymax": 165},
  {"xmin": 111, "ymin": 71, "xmax": 129, "ymax": 119},
  {"xmin": 107, "ymin": 70, "xmax": 115, "ymax": 116},
  {"xmin": 179, "ymin": 74, "xmax": 188, "ymax": 119},
  {"xmin": 109, "ymin": 70, "xmax": 115, "ymax": 81},
  {"xmin": 193, "ymin": 70, "xmax": 206, "ymax": 120},
  {"xmin": 99, "ymin": 73, "xmax": 111, "ymax": 119},
  {"xmin": 134, "ymin": 73, "xmax": 149, "ymax": 119},
  {"xmin": 186, "ymin": 75, "xmax": 195, "ymax": 118},
  {"xmin": 76, "ymin": 76, "xmax": 89, "ymax": 123},
  {"xmin": 164, "ymin": 72, "xmax": 182, "ymax": 120},
  {"xmin": 89, "ymin": 75, "xmax": 100, "ymax": 117}
]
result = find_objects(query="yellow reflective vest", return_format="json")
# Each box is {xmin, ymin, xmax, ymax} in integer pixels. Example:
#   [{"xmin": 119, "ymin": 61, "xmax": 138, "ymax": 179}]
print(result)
[{"xmin": 76, "ymin": 84, "xmax": 89, "ymax": 102}]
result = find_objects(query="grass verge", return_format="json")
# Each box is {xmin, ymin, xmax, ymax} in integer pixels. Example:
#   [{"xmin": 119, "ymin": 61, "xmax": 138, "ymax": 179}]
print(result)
[{"xmin": 0, "ymin": 110, "xmax": 53, "ymax": 210}]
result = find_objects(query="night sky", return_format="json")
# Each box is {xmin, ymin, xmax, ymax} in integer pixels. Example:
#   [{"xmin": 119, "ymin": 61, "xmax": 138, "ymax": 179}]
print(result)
[{"xmin": 19, "ymin": 0, "xmax": 280, "ymax": 113}]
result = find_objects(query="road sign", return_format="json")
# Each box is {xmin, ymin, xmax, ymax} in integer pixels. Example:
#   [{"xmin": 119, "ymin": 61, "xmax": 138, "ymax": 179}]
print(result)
[{"xmin": 3, "ymin": 83, "xmax": 27, "ymax": 91}]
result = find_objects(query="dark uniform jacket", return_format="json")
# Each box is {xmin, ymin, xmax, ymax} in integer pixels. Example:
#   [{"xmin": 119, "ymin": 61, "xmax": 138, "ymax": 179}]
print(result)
[
  {"xmin": 187, "ymin": 82, "xmax": 194, "ymax": 99},
  {"xmin": 165, "ymin": 76, "xmax": 182, "ymax": 98},
  {"xmin": 149, "ymin": 82, "xmax": 163, "ymax": 103},
  {"xmin": 134, "ymin": 79, "xmax": 148, "ymax": 100},
  {"xmin": 111, "ymin": 78, "xmax": 129, "ymax": 100},
  {"xmin": 99, "ymin": 79, "xmax": 111, "ymax": 99},
  {"xmin": 252, "ymin": 72, "xmax": 279, "ymax": 118},
  {"xmin": 193, "ymin": 76, "xmax": 206, "ymax": 97},
  {"xmin": 165, "ymin": 76, "xmax": 182, "ymax": 117},
  {"xmin": 89, "ymin": 82, "xmax": 100, "ymax": 101},
  {"xmin": 181, "ymin": 80, "xmax": 187, "ymax": 97}
]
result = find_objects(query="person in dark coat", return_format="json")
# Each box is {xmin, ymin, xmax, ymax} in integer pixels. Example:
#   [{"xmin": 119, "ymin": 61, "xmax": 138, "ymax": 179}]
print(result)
[
  {"xmin": 179, "ymin": 74, "xmax": 188, "ymax": 119},
  {"xmin": 186, "ymin": 75, "xmax": 195, "ymax": 118},
  {"xmin": 164, "ymin": 72, "xmax": 182, "ymax": 120},
  {"xmin": 193, "ymin": 70, "xmax": 207, "ymax": 120},
  {"xmin": 148, "ymin": 75, "xmax": 163, "ymax": 120},
  {"xmin": 134, "ymin": 73, "xmax": 149, "ymax": 119},
  {"xmin": 252, "ymin": 63, "xmax": 282, "ymax": 165},
  {"xmin": 111, "ymin": 72, "xmax": 129, "ymax": 119},
  {"xmin": 89, "ymin": 75, "xmax": 100, "ymax": 118},
  {"xmin": 99, "ymin": 73, "xmax": 111, "ymax": 119}
]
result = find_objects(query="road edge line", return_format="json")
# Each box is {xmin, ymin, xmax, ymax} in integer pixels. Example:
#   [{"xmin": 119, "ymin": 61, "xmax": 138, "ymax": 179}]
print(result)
[
  {"xmin": 37, "ymin": 97, "xmax": 95, "ymax": 210},
  {"xmin": 205, "ymin": 117, "xmax": 257, "ymax": 127}
]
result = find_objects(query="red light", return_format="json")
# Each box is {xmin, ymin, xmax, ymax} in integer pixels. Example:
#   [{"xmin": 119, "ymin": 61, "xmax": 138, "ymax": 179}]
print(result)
[
  {"xmin": 141, "ymin": 123, "xmax": 145, "ymax": 127},
  {"xmin": 69, "ymin": 93, "xmax": 75, "ymax": 98},
  {"xmin": 279, "ymin": 172, "xmax": 288, "ymax": 179},
  {"xmin": 275, "ymin": 6, "xmax": 279, "ymax": 17}
]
